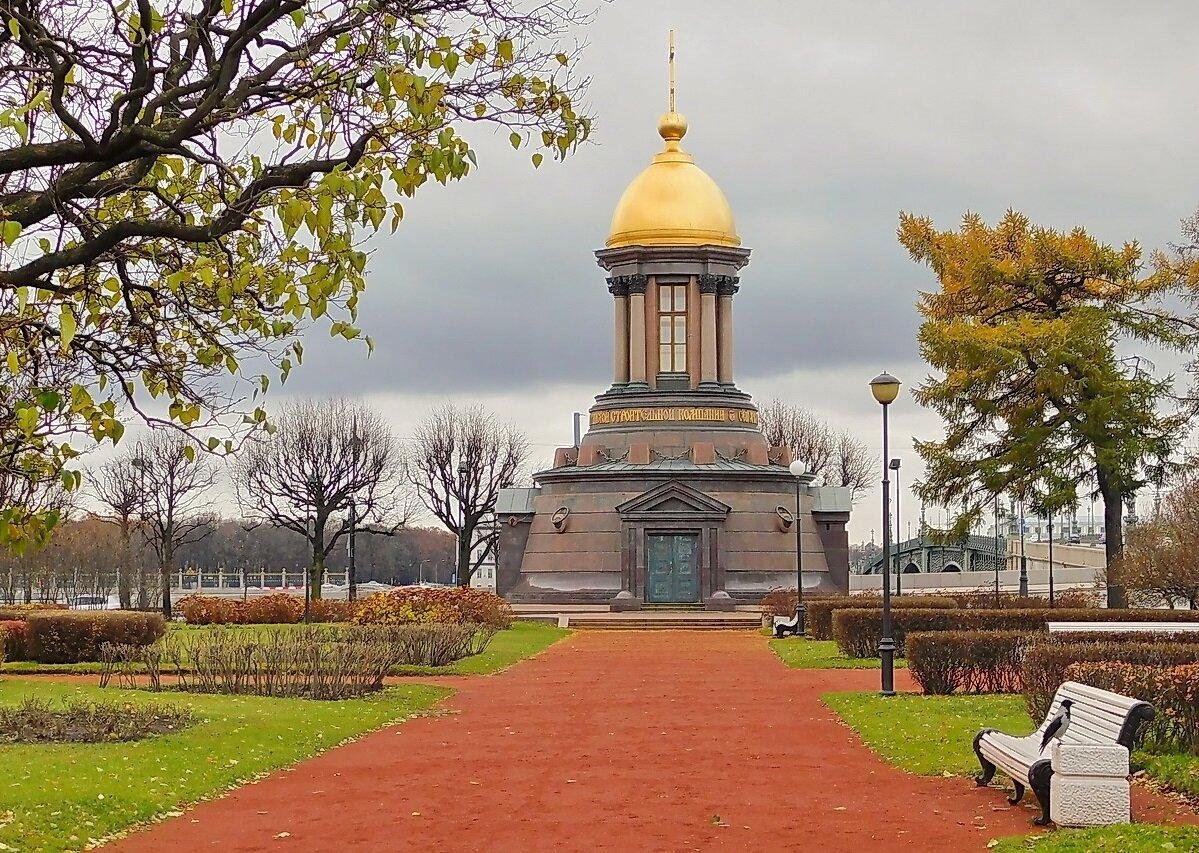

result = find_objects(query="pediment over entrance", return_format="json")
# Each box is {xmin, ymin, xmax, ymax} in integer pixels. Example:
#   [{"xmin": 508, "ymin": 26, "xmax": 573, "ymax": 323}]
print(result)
[{"xmin": 616, "ymin": 480, "xmax": 730, "ymax": 518}]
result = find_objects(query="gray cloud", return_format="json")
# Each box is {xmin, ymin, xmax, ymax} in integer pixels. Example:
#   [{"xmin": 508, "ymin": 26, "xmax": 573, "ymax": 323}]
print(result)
[{"xmin": 286, "ymin": 0, "xmax": 1199, "ymax": 398}]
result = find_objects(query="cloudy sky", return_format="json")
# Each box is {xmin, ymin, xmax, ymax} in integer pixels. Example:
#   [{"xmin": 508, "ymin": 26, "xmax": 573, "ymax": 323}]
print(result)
[{"xmin": 99, "ymin": 1, "xmax": 1199, "ymax": 542}]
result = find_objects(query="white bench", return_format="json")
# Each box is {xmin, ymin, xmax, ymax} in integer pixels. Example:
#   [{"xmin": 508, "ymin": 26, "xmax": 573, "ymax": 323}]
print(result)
[
  {"xmin": 1047, "ymin": 621, "xmax": 1199, "ymax": 634},
  {"xmin": 973, "ymin": 681, "xmax": 1154, "ymax": 825}
]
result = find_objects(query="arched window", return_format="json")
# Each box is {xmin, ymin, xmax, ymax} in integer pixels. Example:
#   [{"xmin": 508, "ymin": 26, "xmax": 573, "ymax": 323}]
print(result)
[{"xmin": 658, "ymin": 284, "xmax": 687, "ymax": 372}]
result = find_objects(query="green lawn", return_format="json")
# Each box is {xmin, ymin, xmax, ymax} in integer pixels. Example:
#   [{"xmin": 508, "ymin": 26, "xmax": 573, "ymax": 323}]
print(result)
[
  {"xmin": 391, "ymin": 619, "xmax": 569, "ymax": 676},
  {"xmin": 1, "ymin": 620, "xmax": 570, "ymax": 677},
  {"xmin": 768, "ymin": 636, "xmax": 907, "ymax": 670},
  {"xmin": 826, "ymin": 692, "xmax": 1199, "ymax": 850},
  {"xmin": 0, "ymin": 677, "xmax": 448, "ymax": 851},
  {"xmin": 991, "ymin": 824, "xmax": 1199, "ymax": 851},
  {"xmin": 823, "ymin": 692, "xmax": 1031, "ymax": 774}
]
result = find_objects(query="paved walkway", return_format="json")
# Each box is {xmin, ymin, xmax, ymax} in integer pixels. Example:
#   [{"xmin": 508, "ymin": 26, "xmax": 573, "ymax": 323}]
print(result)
[{"xmin": 110, "ymin": 632, "xmax": 1195, "ymax": 852}]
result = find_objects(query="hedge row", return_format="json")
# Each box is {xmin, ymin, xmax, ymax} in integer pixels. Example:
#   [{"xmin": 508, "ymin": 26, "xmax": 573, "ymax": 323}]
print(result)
[
  {"xmin": 0, "ymin": 620, "xmax": 27, "ymax": 660},
  {"xmin": 807, "ymin": 596, "xmax": 959, "ymax": 640},
  {"xmin": 1023, "ymin": 639, "xmax": 1199, "ymax": 721},
  {"xmin": 906, "ymin": 631, "xmax": 1031, "ymax": 695},
  {"xmin": 176, "ymin": 593, "xmax": 353, "ymax": 625},
  {"xmin": 22, "ymin": 612, "xmax": 166, "ymax": 664},
  {"xmin": 1067, "ymin": 662, "xmax": 1199, "ymax": 753},
  {"xmin": 831, "ymin": 607, "xmax": 1199, "ymax": 659},
  {"xmin": 948, "ymin": 590, "xmax": 1097, "ymax": 610},
  {"xmin": 177, "ymin": 588, "xmax": 513, "ymax": 629},
  {"xmin": 0, "ymin": 602, "xmax": 68, "ymax": 621}
]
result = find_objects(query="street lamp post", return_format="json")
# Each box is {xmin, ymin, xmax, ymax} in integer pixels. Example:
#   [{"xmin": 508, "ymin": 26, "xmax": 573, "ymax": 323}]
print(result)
[
  {"xmin": 870, "ymin": 371, "xmax": 901, "ymax": 698},
  {"xmin": 788, "ymin": 459, "xmax": 808, "ymax": 635},
  {"xmin": 993, "ymin": 493, "xmax": 1001, "ymax": 607},
  {"xmin": 890, "ymin": 457, "xmax": 902, "ymax": 596},
  {"xmin": 1018, "ymin": 497, "xmax": 1029, "ymax": 597},
  {"xmin": 1047, "ymin": 506, "xmax": 1055, "ymax": 607}
]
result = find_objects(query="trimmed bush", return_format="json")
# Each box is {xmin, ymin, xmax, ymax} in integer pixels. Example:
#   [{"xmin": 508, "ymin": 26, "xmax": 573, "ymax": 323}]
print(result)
[
  {"xmin": 906, "ymin": 630, "xmax": 1031, "ymax": 694},
  {"xmin": 807, "ymin": 595, "xmax": 959, "ymax": 641},
  {"xmin": 0, "ymin": 602, "xmax": 68, "ymax": 621},
  {"xmin": 24, "ymin": 611, "xmax": 166, "ymax": 663},
  {"xmin": 832, "ymin": 607, "xmax": 1199, "ymax": 659},
  {"xmin": 1066, "ymin": 661, "xmax": 1199, "ymax": 753},
  {"xmin": 950, "ymin": 590, "xmax": 1098, "ymax": 610},
  {"xmin": 0, "ymin": 620, "xmax": 28, "ymax": 660},
  {"xmin": 176, "ymin": 593, "xmax": 354, "ymax": 625},
  {"xmin": 1022, "ymin": 639, "xmax": 1199, "ymax": 721},
  {"xmin": 353, "ymin": 587, "xmax": 512, "ymax": 629}
]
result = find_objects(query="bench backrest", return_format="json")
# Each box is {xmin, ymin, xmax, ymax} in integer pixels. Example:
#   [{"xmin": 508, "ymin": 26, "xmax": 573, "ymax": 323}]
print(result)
[
  {"xmin": 1048, "ymin": 621, "xmax": 1199, "ymax": 633},
  {"xmin": 1039, "ymin": 680, "xmax": 1154, "ymax": 749}
]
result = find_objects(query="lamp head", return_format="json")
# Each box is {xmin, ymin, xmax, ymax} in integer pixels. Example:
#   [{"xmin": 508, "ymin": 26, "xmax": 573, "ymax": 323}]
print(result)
[
  {"xmin": 788, "ymin": 459, "xmax": 807, "ymax": 478},
  {"xmin": 889, "ymin": 458, "xmax": 901, "ymax": 471},
  {"xmin": 870, "ymin": 371, "xmax": 901, "ymax": 405}
]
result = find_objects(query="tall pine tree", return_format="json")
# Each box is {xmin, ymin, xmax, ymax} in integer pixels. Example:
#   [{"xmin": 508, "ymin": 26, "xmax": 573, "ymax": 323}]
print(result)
[{"xmin": 899, "ymin": 210, "xmax": 1198, "ymax": 606}]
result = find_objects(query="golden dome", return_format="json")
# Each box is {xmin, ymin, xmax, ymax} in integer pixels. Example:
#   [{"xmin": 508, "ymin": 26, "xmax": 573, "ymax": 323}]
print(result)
[{"xmin": 605, "ymin": 111, "xmax": 740, "ymax": 249}]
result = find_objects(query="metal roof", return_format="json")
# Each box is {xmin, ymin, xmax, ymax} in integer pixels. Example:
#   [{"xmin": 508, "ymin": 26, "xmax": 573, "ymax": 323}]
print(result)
[{"xmin": 494, "ymin": 487, "xmax": 540, "ymax": 514}]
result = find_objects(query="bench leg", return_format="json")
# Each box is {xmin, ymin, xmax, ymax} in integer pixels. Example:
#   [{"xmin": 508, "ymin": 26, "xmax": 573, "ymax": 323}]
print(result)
[
  {"xmin": 1029, "ymin": 760, "xmax": 1053, "ymax": 826},
  {"xmin": 1007, "ymin": 781, "xmax": 1025, "ymax": 805},
  {"xmin": 972, "ymin": 730, "xmax": 996, "ymax": 787}
]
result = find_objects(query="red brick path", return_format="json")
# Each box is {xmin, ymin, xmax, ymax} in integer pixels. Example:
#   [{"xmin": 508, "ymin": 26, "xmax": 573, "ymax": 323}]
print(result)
[{"xmin": 109, "ymin": 631, "xmax": 1195, "ymax": 852}]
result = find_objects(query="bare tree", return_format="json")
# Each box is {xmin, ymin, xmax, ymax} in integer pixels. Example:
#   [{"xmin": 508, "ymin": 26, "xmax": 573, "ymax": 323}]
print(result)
[
  {"xmin": 408, "ymin": 403, "xmax": 528, "ymax": 586},
  {"xmin": 93, "ymin": 457, "xmax": 143, "ymax": 608},
  {"xmin": 758, "ymin": 400, "xmax": 873, "ymax": 502},
  {"xmin": 233, "ymin": 399, "xmax": 410, "ymax": 600},
  {"xmin": 1115, "ymin": 475, "xmax": 1199, "ymax": 609},
  {"xmin": 130, "ymin": 431, "xmax": 217, "ymax": 617}
]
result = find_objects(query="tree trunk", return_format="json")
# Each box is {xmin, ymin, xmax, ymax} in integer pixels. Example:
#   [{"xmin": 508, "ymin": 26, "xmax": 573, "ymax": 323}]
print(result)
[
  {"xmin": 310, "ymin": 531, "xmax": 325, "ymax": 600},
  {"xmin": 160, "ymin": 546, "xmax": 174, "ymax": 619},
  {"xmin": 117, "ymin": 517, "xmax": 133, "ymax": 609},
  {"xmin": 456, "ymin": 529, "xmax": 470, "ymax": 588},
  {"xmin": 1097, "ymin": 466, "xmax": 1126, "ymax": 609}
]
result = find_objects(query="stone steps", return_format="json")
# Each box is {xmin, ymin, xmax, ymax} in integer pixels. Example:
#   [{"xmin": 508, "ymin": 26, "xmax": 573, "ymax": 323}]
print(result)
[{"xmin": 565, "ymin": 613, "xmax": 762, "ymax": 631}]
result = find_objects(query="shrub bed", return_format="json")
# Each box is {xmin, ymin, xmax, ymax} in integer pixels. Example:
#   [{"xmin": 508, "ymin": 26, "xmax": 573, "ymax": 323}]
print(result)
[
  {"xmin": 949, "ymin": 590, "xmax": 1097, "ymax": 609},
  {"xmin": 100, "ymin": 623, "xmax": 492, "ymax": 698},
  {"xmin": 1022, "ymin": 639, "xmax": 1199, "ymax": 720},
  {"xmin": 24, "ymin": 611, "xmax": 166, "ymax": 663},
  {"xmin": 832, "ymin": 607, "xmax": 1199, "ymax": 659},
  {"xmin": 175, "ymin": 593, "xmax": 354, "ymax": 625},
  {"xmin": 176, "ymin": 588, "xmax": 512, "ymax": 628},
  {"xmin": 906, "ymin": 630, "xmax": 1031, "ymax": 694},
  {"xmin": 808, "ymin": 595, "xmax": 959, "ymax": 640},
  {"xmin": 353, "ymin": 587, "xmax": 512, "ymax": 628},
  {"xmin": 0, "ymin": 602, "xmax": 68, "ymax": 621},
  {"xmin": 1066, "ymin": 661, "xmax": 1199, "ymax": 753},
  {"xmin": 0, "ymin": 619, "xmax": 28, "ymax": 660},
  {"xmin": 0, "ymin": 696, "xmax": 194, "ymax": 743}
]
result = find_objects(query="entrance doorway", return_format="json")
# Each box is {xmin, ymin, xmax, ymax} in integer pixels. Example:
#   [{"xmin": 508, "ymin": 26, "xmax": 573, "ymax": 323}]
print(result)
[{"xmin": 646, "ymin": 532, "xmax": 700, "ymax": 603}]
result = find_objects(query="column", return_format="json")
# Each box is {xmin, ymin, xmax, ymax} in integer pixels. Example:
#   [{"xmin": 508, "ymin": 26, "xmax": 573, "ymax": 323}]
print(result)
[
  {"xmin": 698, "ymin": 275, "xmax": 718, "ymax": 388},
  {"xmin": 717, "ymin": 277, "xmax": 739, "ymax": 386},
  {"xmin": 607, "ymin": 277, "xmax": 629, "ymax": 387},
  {"xmin": 626, "ymin": 275, "xmax": 648, "ymax": 389}
]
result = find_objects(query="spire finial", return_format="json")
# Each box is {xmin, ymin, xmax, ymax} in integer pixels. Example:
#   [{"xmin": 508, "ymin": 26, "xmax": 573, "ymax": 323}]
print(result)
[
  {"xmin": 668, "ymin": 29, "xmax": 676, "ymax": 113},
  {"xmin": 657, "ymin": 30, "xmax": 687, "ymax": 144}
]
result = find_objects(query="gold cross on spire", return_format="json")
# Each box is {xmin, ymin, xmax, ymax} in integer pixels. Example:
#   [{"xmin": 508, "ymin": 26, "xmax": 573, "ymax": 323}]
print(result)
[{"xmin": 668, "ymin": 29, "xmax": 676, "ymax": 113}]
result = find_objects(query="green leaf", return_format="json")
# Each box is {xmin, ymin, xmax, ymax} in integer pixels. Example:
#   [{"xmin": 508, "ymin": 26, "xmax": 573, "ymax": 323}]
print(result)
[
  {"xmin": 531, "ymin": 153, "xmax": 543, "ymax": 168},
  {"xmin": 509, "ymin": 132, "xmax": 520, "ymax": 150},
  {"xmin": 1, "ymin": 220, "xmax": 21, "ymax": 246},
  {"xmin": 15, "ymin": 406, "xmax": 38, "ymax": 436},
  {"xmin": 59, "ymin": 306, "xmax": 76, "ymax": 351},
  {"xmin": 497, "ymin": 39, "xmax": 513, "ymax": 62}
]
